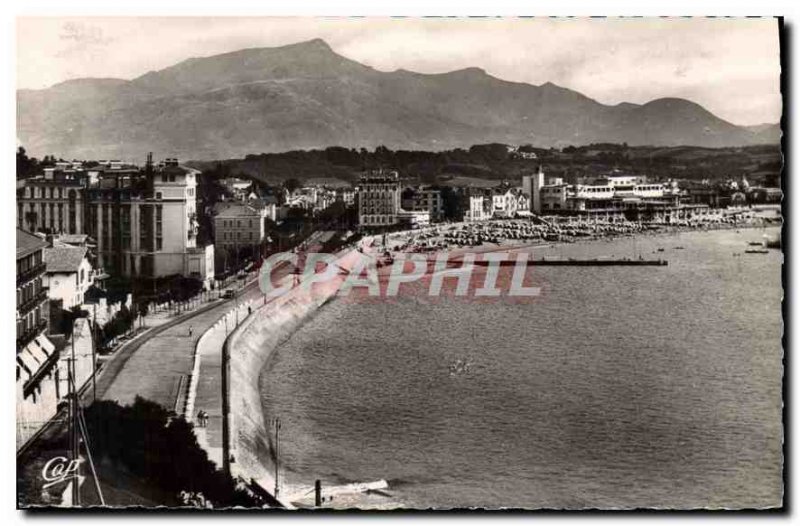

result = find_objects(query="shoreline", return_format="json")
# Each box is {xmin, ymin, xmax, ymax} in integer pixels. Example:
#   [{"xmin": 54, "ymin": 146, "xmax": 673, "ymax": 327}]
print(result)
[
  {"xmin": 373, "ymin": 220, "xmax": 781, "ymax": 267},
  {"xmin": 249, "ymin": 222, "xmax": 782, "ymax": 509},
  {"xmin": 221, "ymin": 245, "xmax": 405, "ymax": 508}
]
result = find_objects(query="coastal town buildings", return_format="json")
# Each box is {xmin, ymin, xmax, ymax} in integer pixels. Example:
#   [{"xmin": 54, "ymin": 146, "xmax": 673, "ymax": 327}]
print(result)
[
  {"xmin": 507, "ymin": 145, "xmax": 539, "ymax": 160},
  {"xmin": 18, "ymin": 164, "xmax": 90, "ymax": 235},
  {"xmin": 17, "ymin": 157, "xmax": 214, "ymax": 287},
  {"xmin": 285, "ymin": 186, "xmax": 338, "ymax": 213},
  {"xmin": 464, "ymin": 192, "xmax": 492, "ymax": 222},
  {"xmin": 535, "ymin": 174, "xmax": 709, "ymax": 222},
  {"xmin": 219, "ymin": 177, "xmax": 253, "ymax": 199},
  {"xmin": 522, "ymin": 168, "xmax": 545, "ymax": 214},
  {"xmin": 491, "ymin": 187, "xmax": 524, "ymax": 218},
  {"xmin": 213, "ymin": 201, "xmax": 270, "ymax": 262},
  {"xmin": 397, "ymin": 209, "xmax": 431, "ymax": 229},
  {"xmin": 336, "ymin": 187, "xmax": 356, "ymax": 206},
  {"xmin": 16, "ymin": 229, "xmax": 59, "ymax": 450},
  {"xmin": 401, "ymin": 186, "xmax": 444, "ymax": 222},
  {"xmin": 43, "ymin": 244, "xmax": 95, "ymax": 309},
  {"xmin": 357, "ymin": 170, "xmax": 401, "ymax": 227}
]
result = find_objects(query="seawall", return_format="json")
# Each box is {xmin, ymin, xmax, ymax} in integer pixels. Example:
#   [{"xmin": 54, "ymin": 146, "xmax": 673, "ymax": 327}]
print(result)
[{"xmin": 224, "ymin": 248, "xmax": 366, "ymax": 492}]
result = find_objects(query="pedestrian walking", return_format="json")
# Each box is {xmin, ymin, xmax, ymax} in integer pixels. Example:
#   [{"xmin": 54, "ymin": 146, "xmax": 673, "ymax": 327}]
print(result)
[
  {"xmin": 197, "ymin": 410, "xmax": 205, "ymax": 427},
  {"xmin": 188, "ymin": 325, "xmax": 194, "ymax": 338}
]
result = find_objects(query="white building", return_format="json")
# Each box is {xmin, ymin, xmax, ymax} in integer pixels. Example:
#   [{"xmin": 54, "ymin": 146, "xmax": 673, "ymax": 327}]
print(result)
[
  {"xmin": 43, "ymin": 245, "xmax": 94, "ymax": 309},
  {"xmin": 220, "ymin": 177, "xmax": 253, "ymax": 198},
  {"xmin": 492, "ymin": 188, "xmax": 520, "ymax": 218},
  {"xmin": 464, "ymin": 194, "xmax": 492, "ymax": 222},
  {"xmin": 522, "ymin": 168, "xmax": 545, "ymax": 214},
  {"xmin": 397, "ymin": 210, "xmax": 431, "ymax": 229}
]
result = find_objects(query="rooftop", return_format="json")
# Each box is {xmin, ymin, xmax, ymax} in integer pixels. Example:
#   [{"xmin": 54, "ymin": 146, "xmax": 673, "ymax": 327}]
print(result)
[
  {"xmin": 16, "ymin": 229, "xmax": 48, "ymax": 260},
  {"xmin": 55, "ymin": 233, "xmax": 91, "ymax": 245},
  {"xmin": 214, "ymin": 202, "xmax": 264, "ymax": 217},
  {"xmin": 43, "ymin": 245, "xmax": 89, "ymax": 273}
]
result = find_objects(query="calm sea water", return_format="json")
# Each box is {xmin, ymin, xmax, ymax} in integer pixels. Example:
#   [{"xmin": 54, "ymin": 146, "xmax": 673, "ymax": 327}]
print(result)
[{"xmin": 259, "ymin": 227, "xmax": 783, "ymax": 509}]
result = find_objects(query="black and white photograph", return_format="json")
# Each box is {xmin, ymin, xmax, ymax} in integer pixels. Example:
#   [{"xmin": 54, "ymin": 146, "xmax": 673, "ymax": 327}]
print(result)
[{"xmin": 11, "ymin": 13, "xmax": 784, "ymax": 511}]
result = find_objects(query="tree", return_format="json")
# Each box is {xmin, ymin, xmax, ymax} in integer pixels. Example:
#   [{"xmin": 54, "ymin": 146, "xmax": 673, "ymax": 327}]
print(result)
[
  {"xmin": 283, "ymin": 178, "xmax": 301, "ymax": 194},
  {"xmin": 23, "ymin": 210, "xmax": 38, "ymax": 231},
  {"xmin": 83, "ymin": 397, "xmax": 260, "ymax": 507},
  {"xmin": 440, "ymin": 186, "xmax": 463, "ymax": 220},
  {"xmin": 17, "ymin": 147, "xmax": 40, "ymax": 179}
]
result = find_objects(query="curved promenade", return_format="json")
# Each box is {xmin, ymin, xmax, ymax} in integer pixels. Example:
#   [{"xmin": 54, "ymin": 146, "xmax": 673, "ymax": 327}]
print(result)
[{"xmin": 196, "ymin": 247, "xmax": 365, "ymax": 505}]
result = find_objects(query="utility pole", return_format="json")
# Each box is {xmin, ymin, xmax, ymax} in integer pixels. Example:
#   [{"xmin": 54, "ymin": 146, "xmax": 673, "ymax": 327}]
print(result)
[
  {"xmin": 91, "ymin": 319, "xmax": 97, "ymax": 404},
  {"xmin": 235, "ymin": 289, "xmax": 239, "ymax": 326},
  {"xmin": 69, "ymin": 322, "xmax": 80, "ymax": 506},
  {"xmin": 273, "ymin": 417, "xmax": 281, "ymax": 498}
]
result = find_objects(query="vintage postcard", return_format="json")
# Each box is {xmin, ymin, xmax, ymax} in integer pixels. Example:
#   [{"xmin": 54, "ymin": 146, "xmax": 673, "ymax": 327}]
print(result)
[{"xmin": 15, "ymin": 16, "xmax": 783, "ymax": 510}]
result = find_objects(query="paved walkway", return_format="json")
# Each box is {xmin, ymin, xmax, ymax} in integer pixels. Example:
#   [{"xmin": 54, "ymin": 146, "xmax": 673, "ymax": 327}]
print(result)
[
  {"xmin": 191, "ymin": 300, "xmax": 255, "ymax": 467},
  {"xmin": 98, "ymin": 278, "xmax": 265, "ymax": 408}
]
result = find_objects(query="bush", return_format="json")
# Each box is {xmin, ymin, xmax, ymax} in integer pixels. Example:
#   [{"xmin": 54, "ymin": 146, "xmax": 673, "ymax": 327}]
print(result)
[
  {"xmin": 99, "ymin": 305, "xmax": 135, "ymax": 346},
  {"xmin": 84, "ymin": 397, "xmax": 259, "ymax": 508}
]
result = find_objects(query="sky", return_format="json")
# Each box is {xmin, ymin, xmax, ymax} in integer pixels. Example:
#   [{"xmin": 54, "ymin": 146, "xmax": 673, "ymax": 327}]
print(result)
[{"xmin": 16, "ymin": 17, "xmax": 782, "ymax": 126}]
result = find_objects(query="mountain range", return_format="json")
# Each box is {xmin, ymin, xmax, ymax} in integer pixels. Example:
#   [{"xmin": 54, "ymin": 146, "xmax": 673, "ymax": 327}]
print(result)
[{"xmin": 17, "ymin": 38, "xmax": 781, "ymax": 161}]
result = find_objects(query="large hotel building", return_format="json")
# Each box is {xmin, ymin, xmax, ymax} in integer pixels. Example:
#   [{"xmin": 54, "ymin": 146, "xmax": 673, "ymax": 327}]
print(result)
[
  {"xmin": 17, "ymin": 157, "xmax": 213, "ymax": 285},
  {"xmin": 357, "ymin": 170, "xmax": 402, "ymax": 227}
]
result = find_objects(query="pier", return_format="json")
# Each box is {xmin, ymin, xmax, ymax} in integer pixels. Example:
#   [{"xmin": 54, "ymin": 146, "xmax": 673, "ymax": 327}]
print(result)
[{"xmin": 465, "ymin": 258, "xmax": 669, "ymax": 267}]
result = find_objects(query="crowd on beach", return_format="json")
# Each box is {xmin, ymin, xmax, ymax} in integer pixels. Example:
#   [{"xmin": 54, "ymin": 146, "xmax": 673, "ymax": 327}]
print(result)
[{"xmin": 385, "ymin": 212, "xmax": 780, "ymax": 254}]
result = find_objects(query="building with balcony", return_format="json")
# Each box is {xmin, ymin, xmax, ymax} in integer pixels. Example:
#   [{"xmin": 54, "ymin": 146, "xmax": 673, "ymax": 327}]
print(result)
[
  {"xmin": 402, "ymin": 186, "xmax": 444, "ymax": 222},
  {"xmin": 17, "ymin": 157, "xmax": 203, "ymax": 281},
  {"xmin": 16, "ymin": 229, "xmax": 60, "ymax": 450},
  {"xmin": 537, "ymin": 175, "xmax": 706, "ymax": 222},
  {"xmin": 357, "ymin": 171, "xmax": 401, "ymax": 228}
]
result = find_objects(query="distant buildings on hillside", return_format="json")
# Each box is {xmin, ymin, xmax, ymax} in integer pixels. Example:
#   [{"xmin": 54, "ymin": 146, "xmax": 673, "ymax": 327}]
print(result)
[{"xmin": 354, "ymin": 164, "xmax": 781, "ymax": 229}]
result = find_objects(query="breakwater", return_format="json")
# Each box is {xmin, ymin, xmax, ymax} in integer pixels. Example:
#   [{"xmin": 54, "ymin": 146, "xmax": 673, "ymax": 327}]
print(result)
[{"xmin": 462, "ymin": 258, "xmax": 669, "ymax": 267}]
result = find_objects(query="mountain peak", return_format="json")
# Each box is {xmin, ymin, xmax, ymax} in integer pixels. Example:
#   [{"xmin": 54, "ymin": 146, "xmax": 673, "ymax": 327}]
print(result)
[
  {"xmin": 449, "ymin": 67, "xmax": 487, "ymax": 76},
  {"xmin": 17, "ymin": 43, "xmax": 777, "ymax": 159},
  {"xmin": 292, "ymin": 37, "xmax": 333, "ymax": 51}
]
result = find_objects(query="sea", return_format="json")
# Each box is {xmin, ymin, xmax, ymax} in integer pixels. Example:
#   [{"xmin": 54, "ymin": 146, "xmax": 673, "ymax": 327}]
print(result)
[{"xmin": 259, "ymin": 226, "xmax": 783, "ymax": 509}]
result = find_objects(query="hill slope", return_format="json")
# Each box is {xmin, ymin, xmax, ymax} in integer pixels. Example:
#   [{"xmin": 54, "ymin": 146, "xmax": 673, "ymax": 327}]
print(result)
[{"xmin": 17, "ymin": 38, "xmax": 779, "ymax": 161}]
